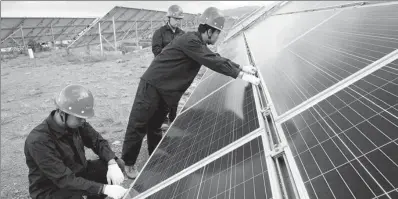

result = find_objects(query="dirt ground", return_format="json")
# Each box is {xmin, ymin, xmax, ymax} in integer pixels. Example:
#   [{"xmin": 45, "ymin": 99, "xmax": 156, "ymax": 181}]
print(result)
[{"xmin": 0, "ymin": 48, "xmax": 206, "ymax": 198}]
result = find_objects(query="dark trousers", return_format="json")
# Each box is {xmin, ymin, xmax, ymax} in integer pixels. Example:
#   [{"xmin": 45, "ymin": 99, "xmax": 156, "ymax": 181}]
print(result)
[
  {"xmin": 122, "ymin": 80, "xmax": 173, "ymax": 166},
  {"xmin": 41, "ymin": 159, "xmax": 125, "ymax": 199}
]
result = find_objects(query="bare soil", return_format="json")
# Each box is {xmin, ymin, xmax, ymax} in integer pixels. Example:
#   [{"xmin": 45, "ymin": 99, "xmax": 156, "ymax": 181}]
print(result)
[{"xmin": 1, "ymin": 48, "xmax": 206, "ymax": 198}]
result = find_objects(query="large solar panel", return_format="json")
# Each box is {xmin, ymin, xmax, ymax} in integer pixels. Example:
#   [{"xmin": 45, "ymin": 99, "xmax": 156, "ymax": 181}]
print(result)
[
  {"xmin": 145, "ymin": 137, "xmax": 272, "ymax": 199},
  {"xmin": 282, "ymin": 61, "xmax": 398, "ymax": 199},
  {"xmin": 1, "ymin": 17, "xmax": 96, "ymax": 48},
  {"xmin": 68, "ymin": 6, "xmax": 198, "ymax": 48},
  {"xmin": 125, "ymin": 1, "xmax": 398, "ymax": 199},
  {"xmin": 245, "ymin": 3, "xmax": 398, "ymax": 116},
  {"xmin": 130, "ymin": 80, "xmax": 261, "ymax": 194}
]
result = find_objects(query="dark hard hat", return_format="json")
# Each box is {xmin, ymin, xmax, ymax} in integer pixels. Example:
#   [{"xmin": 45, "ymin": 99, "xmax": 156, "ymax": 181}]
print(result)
[{"xmin": 54, "ymin": 84, "xmax": 94, "ymax": 119}]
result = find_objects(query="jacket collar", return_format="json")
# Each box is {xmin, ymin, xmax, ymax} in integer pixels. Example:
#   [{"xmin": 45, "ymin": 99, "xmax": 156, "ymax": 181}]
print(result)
[
  {"xmin": 165, "ymin": 23, "xmax": 182, "ymax": 34},
  {"xmin": 194, "ymin": 31, "xmax": 206, "ymax": 45},
  {"xmin": 46, "ymin": 110, "xmax": 70, "ymax": 139}
]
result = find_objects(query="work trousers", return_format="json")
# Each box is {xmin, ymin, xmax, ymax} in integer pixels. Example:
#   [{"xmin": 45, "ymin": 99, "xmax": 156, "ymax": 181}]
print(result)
[
  {"xmin": 122, "ymin": 79, "xmax": 182, "ymax": 166},
  {"xmin": 39, "ymin": 158, "xmax": 125, "ymax": 199}
]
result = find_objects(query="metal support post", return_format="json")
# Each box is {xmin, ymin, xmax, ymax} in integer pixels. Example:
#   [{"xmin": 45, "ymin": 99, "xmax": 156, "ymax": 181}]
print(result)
[
  {"xmin": 98, "ymin": 23, "xmax": 103, "ymax": 56},
  {"xmin": 135, "ymin": 19, "xmax": 138, "ymax": 47},
  {"xmin": 112, "ymin": 16, "xmax": 117, "ymax": 51},
  {"xmin": 50, "ymin": 23, "xmax": 55, "ymax": 44},
  {"xmin": 20, "ymin": 26, "xmax": 26, "ymax": 49}
]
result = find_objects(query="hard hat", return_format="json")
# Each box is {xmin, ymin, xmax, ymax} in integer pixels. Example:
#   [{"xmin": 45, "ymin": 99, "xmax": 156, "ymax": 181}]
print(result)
[
  {"xmin": 54, "ymin": 84, "xmax": 94, "ymax": 119},
  {"xmin": 166, "ymin": 5, "xmax": 184, "ymax": 19},
  {"xmin": 199, "ymin": 7, "xmax": 225, "ymax": 31}
]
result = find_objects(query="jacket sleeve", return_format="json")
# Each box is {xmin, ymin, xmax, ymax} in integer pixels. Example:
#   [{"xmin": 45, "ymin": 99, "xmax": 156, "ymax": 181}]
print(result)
[
  {"xmin": 80, "ymin": 123, "xmax": 116, "ymax": 163},
  {"xmin": 180, "ymin": 38, "xmax": 241, "ymax": 79},
  {"xmin": 152, "ymin": 28, "xmax": 163, "ymax": 56},
  {"xmin": 27, "ymin": 140, "xmax": 103, "ymax": 194}
]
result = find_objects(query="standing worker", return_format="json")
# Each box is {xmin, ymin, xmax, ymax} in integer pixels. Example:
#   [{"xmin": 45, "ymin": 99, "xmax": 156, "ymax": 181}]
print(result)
[
  {"xmin": 122, "ymin": 7, "xmax": 260, "ymax": 179},
  {"xmin": 152, "ymin": 4, "xmax": 186, "ymax": 128},
  {"xmin": 24, "ymin": 85, "xmax": 128, "ymax": 199}
]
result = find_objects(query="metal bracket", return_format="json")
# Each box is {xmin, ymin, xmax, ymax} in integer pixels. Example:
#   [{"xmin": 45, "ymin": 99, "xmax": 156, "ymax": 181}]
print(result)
[
  {"xmin": 260, "ymin": 105, "xmax": 272, "ymax": 117},
  {"xmin": 269, "ymin": 143, "xmax": 288, "ymax": 158}
]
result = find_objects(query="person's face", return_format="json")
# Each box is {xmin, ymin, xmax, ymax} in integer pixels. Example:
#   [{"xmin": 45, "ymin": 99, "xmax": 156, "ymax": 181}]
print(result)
[
  {"xmin": 169, "ymin": 17, "xmax": 182, "ymax": 28},
  {"xmin": 65, "ymin": 114, "xmax": 86, "ymax": 128},
  {"xmin": 207, "ymin": 29, "xmax": 221, "ymax": 45}
]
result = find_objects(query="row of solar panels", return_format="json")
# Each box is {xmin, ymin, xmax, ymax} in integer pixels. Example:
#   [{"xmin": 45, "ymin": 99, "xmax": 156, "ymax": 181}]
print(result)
[
  {"xmin": 0, "ymin": 6, "xmax": 200, "ymax": 49},
  {"xmin": 125, "ymin": 1, "xmax": 398, "ymax": 199}
]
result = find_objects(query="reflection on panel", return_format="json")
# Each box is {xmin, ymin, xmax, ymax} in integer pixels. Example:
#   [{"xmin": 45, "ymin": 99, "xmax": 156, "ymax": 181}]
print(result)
[
  {"xmin": 142, "ymin": 137, "xmax": 272, "ymax": 199},
  {"xmin": 282, "ymin": 62, "xmax": 398, "ymax": 199},
  {"xmin": 182, "ymin": 35, "xmax": 249, "ymax": 111},
  {"xmin": 273, "ymin": 1, "xmax": 360, "ymax": 15},
  {"xmin": 246, "ymin": 4, "xmax": 398, "ymax": 115},
  {"xmin": 132, "ymin": 80, "xmax": 260, "ymax": 193}
]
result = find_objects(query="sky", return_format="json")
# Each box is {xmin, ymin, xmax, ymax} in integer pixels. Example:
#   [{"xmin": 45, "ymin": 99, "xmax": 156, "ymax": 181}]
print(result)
[{"xmin": 1, "ymin": 1, "xmax": 275, "ymax": 18}]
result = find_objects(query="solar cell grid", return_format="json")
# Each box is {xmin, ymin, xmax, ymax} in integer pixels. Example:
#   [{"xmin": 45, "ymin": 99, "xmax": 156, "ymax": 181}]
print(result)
[
  {"xmin": 282, "ymin": 62, "xmax": 398, "ymax": 199},
  {"xmin": 132, "ymin": 80, "xmax": 260, "ymax": 194},
  {"xmin": 143, "ymin": 137, "xmax": 272, "ymax": 199}
]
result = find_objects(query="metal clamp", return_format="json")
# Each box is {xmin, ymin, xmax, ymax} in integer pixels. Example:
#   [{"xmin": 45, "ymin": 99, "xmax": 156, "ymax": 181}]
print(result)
[
  {"xmin": 269, "ymin": 143, "xmax": 288, "ymax": 158},
  {"xmin": 260, "ymin": 105, "xmax": 271, "ymax": 116}
]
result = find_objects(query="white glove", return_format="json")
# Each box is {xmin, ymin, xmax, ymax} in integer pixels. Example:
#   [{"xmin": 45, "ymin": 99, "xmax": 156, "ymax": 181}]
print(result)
[
  {"xmin": 107, "ymin": 164, "xmax": 125, "ymax": 185},
  {"xmin": 103, "ymin": 185, "xmax": 128, "ymax": 199},
  {"xmin": 240, "ymin": 73, "xmax": 260, "ymax": 85},
  {"xmin": 241, "ymin": 64, "xmax": 258, "ymax": 75}
]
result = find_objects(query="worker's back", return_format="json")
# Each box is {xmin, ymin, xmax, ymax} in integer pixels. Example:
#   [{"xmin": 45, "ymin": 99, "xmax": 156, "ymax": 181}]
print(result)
[{"xmin": 143, "ymin": 31, "xmax": 204, "ymax": 92}]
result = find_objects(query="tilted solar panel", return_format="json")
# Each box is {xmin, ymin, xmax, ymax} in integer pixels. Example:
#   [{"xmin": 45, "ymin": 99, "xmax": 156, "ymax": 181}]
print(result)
[
  {"xmin": 145, "ymin": 137, "xmax": 272, "ymax": 199},
  {"xmin": 245, "ymin": 3, "xmax": 398, "ymax": 116},
  {"xmin": 282, "ymin": 61, "xmax": 398, "ymax": 199},
  {"xmin": 130, "ymin": 80, "xmax": 260, "ymax": 194}
]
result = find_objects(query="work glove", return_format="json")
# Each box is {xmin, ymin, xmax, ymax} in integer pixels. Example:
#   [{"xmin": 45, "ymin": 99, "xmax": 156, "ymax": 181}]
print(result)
[
  {"xmin": 240, "ymin": 72, "xmax": 260, "ymax": 86},
  {"xmin": 240, "ymin": 64, "xmax": 258, "ymax": 75},
  {"xmin": 107, "ymin": 164, "xmax": 124, "ymax": 185},
  {"xmin": 103, "ymin": 185, "xmax": 128, "ymax": 199}
]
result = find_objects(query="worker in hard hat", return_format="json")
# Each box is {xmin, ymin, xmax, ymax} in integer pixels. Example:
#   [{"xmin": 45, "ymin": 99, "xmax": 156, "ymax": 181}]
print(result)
[
  {"xmin": 122, "ymin": 7, "xmax": 260, "ymax": 179},
  {"xmin": 152, "ymin": 5, "xmax": 186, "ymax": 128},
  {"xmin": 24, "ymin": 85, "xmax": 128, "ymax": 199},
  {"xmin": 152, "ymin": 5, "xmax": 186, "ymax": 57}
]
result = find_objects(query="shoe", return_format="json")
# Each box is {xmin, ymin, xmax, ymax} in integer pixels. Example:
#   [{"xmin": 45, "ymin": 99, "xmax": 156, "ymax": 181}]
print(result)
[
  {"xmin": 125, "ymin": 165, "xmax": 139, "ymax": 179},
  {"xmin": 161, "ymin": 123, "xmax": 169, "ymax": 131}
]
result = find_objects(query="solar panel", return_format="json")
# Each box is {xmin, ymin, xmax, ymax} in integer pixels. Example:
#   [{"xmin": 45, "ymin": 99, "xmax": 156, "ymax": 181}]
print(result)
[
  {"xmin": 130, "ymin": 80, "xmax": 260, "ymax": 194},
  {"xmin": 1, "ymin": 17, "xmax": 95, "ymax": 48},
  {"xmin": 68, "ymin": 6, "xmax": 199, "ymax": 48},
  {"xmin": 124, "ymin": 1, "xmax": 398, "ymax": 199},
  {"xmin": 144, "ymin": 137, "xmax": 272, "ymax": 199},
  {"xmin": 245, "ymin": 3, "xmax": 398, "ymax": 116},
  {"xmin": 282, "ymin": 61, "xmax": 398, "ymax": 199}
]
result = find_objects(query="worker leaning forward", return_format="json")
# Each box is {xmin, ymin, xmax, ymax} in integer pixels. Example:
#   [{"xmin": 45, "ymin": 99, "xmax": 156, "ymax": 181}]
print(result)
[
  {"xmin": 122, "ymin": 7, "xmax": 261, "ymax": 179},
  {"xmin": 24, "ymin": 85, "xmax": 128, "ymax": 199},
  {"xmin": 152, "ymin": 4, "xmax": 186, "ymax": 129}
]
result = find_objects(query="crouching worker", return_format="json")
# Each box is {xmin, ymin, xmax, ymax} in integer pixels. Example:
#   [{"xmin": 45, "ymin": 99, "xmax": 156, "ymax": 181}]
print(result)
[
  {"xmin": 121, "ymin": 7, "xmax": 260, "ymax": 179},
  {"xmin": 24, "ymin": 85, "xmax": 128, "ymax": 199}
]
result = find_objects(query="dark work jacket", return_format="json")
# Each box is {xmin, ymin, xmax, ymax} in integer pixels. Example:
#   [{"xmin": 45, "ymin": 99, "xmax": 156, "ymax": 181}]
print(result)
[
  {"xmin": 142, "ymin": 31, "xmax": 241, "ymax": 99},
  {"xmin": 152, "ymin": 23, "xmax": 185, "ymax": 56},
  {"xmin": 24, "ymin": 110, "xmax": 116, "ymax": 199}
]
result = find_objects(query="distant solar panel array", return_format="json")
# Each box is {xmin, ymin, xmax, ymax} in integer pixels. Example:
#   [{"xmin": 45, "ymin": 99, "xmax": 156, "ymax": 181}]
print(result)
[
  {"xmin": 67, "ymin": 6, "xmax": 200, "ymax": 49},
  {"xmin": 0, "ymin": 6, "xmax": 200, "ymax": 50},
  {"xmin": 0, "ymin": 17, "xmax": 96, "ymax": 48},
  {"xmin": 125, "ymin": 1, "xmax": 398, "ymax": 199}
]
